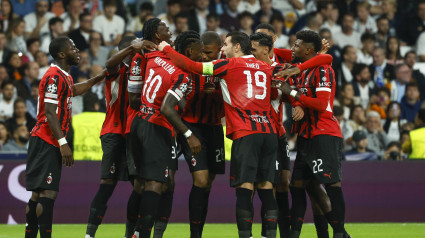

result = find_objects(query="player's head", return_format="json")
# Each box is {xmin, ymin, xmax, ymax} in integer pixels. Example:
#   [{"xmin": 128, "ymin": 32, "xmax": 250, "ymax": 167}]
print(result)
[
  {"xmin": 118, "ymin": 35, "xmax": 137, "ymax": 50},
  {"xmin": 250, "ymin": 32, "xmax": 273, "ymax": 62},
  {"xmin": 142, "ymin": 18, "xmax": 172, "ymax": 45},
  {"xmin": 49, "ymin": 36, "xmax": 80, "ymax": 65},
  {"xmin": 291, "ymin": 30, "xmax": 321, "ymax": 63},
  {"xmin": 175, "ymin": 30, "xmax": 203, "ymax": 62},
  {"xmin": 201, "ymin": 31, "xmax": 222, "ymax": 61},
  {"xmin": 255, "ymin": 23, "xmax": 277, "ymax": 44},
  {"xmin": 222, "ymin": 31, "xmax": 251, "ymax": 58}
]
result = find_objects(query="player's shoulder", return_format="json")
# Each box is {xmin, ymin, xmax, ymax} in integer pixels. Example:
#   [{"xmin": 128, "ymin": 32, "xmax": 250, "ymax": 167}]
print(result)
[{"xmin": 41, "ymin": 65, "xmax": 68, "ymax": 81}]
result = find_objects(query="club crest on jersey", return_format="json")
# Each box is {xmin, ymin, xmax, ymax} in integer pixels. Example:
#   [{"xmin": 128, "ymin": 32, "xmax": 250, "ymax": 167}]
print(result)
[
  {"xmin": 47, "ymin": 84, "xmax": 57, "ymax": 93},
  {"xmin": 132, "ymin": 65, "xmax": 141, "ymax": 75},
  {"xmin": 110, "ymin": 164, "xmax": 116, "ymax": 174},
  {"xmin": 191, "ymin": 158, "xmax": 197, "ymax": 166},
  {"xmin": 46, "ymin": 173, "xmax": 52, "ymax": 184},
  {"xmin": 164, "ymin": 167, "xmax": 169, "ymax": 178}
]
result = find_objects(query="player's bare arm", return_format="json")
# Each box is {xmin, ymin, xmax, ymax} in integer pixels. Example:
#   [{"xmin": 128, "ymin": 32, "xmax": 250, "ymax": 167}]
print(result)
[
  {"xmin": 128, "ymin": 92, "xmax": 142, "ymax": 110},
  {"xmin": 161, "ymin": 93, "xmax": 202, "ymax": 155},
  {"xmin": 45, "ymin": 102, "xmax": 73, "ymax": 167},
  {"xmin": 73, "ymin": 70, "xmax": 107, "ymax": 96}
]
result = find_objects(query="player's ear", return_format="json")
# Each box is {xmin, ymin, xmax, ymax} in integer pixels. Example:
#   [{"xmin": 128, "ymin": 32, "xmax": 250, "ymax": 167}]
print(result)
[{"xmin": 58, "ymin": 51, "xmax": 66, "ymax": 59}]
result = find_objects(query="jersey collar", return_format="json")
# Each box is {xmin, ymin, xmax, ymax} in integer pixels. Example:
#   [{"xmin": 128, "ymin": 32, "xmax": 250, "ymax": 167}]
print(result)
[
  {"xmin": 241, "ymin": 55, "xmax": 255, "ymax": 58},
  {"xmin": 51, "ymin": 64, "xmax": 70, "ymax": 76}
]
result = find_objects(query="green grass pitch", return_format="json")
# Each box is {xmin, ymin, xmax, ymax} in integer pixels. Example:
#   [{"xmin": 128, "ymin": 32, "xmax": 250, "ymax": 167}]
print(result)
[{"xmin": 1, "ymin": 223, "xmax": 424, "ymax": 237}]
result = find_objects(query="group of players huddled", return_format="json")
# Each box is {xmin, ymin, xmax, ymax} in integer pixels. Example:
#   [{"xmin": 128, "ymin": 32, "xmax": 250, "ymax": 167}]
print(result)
[{"xmin": 24, "ymin": 17, "xmax": 351, "ymax": 238}]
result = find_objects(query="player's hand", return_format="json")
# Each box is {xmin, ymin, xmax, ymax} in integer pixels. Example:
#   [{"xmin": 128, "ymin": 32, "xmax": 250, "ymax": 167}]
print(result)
[
  {"xmin": 275, "ymin": 67, "xmax": 300, "ymax": 79},
  {"xmin": 187, "ymin": 135, "xmax": 202, "ymax": 156},
  {"xmin": 271, "ymin": 80, "xmax": 292, "ymax": 95},
  {"xmin": 132, "ymin": 39, "xmax": 157, "ymax": 52},
  {"xmin": 292, "ymin": 106, "xmax": 304, "ymax": 121},
  {"xmin": 60, "ymin": 144, "xmax": 74, "ymax": 167},
  {"xmin": 158, "ymin": 41, "xmax": 170, "ymax": 51},
  {"xmin": 318, "ymin": 38, "xmax": 330, "ymax": 54}
]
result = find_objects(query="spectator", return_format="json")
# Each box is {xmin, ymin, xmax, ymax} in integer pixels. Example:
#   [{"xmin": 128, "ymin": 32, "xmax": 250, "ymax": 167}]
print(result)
[
  {"xmin": 319, "ymin": 2, "xmax": 341, "ymax": 36},
  {"xmin": 401, "ymin": 121, "xmax": 416, "ymax": 132},
  {"xmin": 254, "ymin": 0, "xmax": 282, "ymax": 27},
  {"xmin": 370, "ymin": 47, "xmax": 395, "ymax": 88},
  {"xmin": 357, "ymin": 33, "xmax": 375, "ymax": 65},
  {"xmin": 335, "ymin": 83, "xmax": 359, "ymax": 120},
  {"xmin": 5, "ymin": 51, "xmax": 23, "ymax": 81},
  {"xmin": 403, "ymin": 109, "xmax": 425, "ymax": 159},
  {"xmin": 353, "ymin": 1, "xmax": 377, "ymax": 34},
  {"xmin": 238, "ymin": 11, "xmax": 254, "ymax": 36},
  {"xmin": 335, "ymin": 45, "xmax": 357, "ymax": 87},
  {"xmin": 61, "ymin": 0, "xmax": 84, "ymax": 33},
  {"xmin": 220, "ymin": 0, "xmax": 241, "ymax": 32},
  {"xmin": 1, "ymin": 123, "xmax": 28, "ymax": 152},
  {"xmin": 346, "ymin": 130, "xmax": 378, "ymax": 160},
  {"xmin": 71, "ymin": 74, "xmax": 87, "ymax": 116},
  {"xmin": 352, "ymin": 63, "xmax": 376, "ymax": 109},
  {"xmin": 238, "ymin": 0, "xmax": 260, "ymax": 15},
  {"xmin": 158, "ymin": 0, "xmax": 181, "ymax": 34},
  {"xmin": 350, "ymin": 104, "xmax": 367, "ymax": 130},
  {"xmin": 88, "ymin": 31, "xmax": 109, "ymax": 67},
  {"xmin": 5, "ymin": 98, "xmax": 36, "ymax": 133},
  {"xmin": 24, "ymin": 0, "xmax": 55, "ymax": 38},
  {"xmin": 400, "ymin": 130, "xmax": 411, "ymax": 147},
  {"xmin": 26, "ymin": 80, "xmax": 39, "ymax": 120},
  {"xmin": 34, "ymin": 51, "xmax": 49, "ymax": 79},
  {"xmin": 68, "ymin": 13, "xmax": 93, "ymax": 52},
  {"xmin": 383, "ymin": 101, "xmax": 407, "ymax": 143},
  {"xmin": 187, "ymin": 0, "xmax": 210, "ymax": 34},
  {"xmin": 385, "ymin": 36, "xmax": 403, "ymax": 65},
  {"xmin": 383, "ymin": 141, "xmax": 403, "ymax": 160},
  {"xmin": 10, "ymin": 0, "xmax": 36, "ymax": 17},
  {"xmin": 0, "ymin": 64, "xmax": 9, "ymax": 84},
  {"xmin": 26, "ymin": 38, "xmax": 40, "ymax": 62},
  {"xmin": 70, "ymin": 50, "xmax": 90, "ymax": 83},
  {"xmin": 0, "ymin": 121, "xmax": 9, "ymax": 150},
  {"xmin": 5, "ymin": 18, "xmax": 26, "ymax": 54},
  {"xmin": 368, "ymin": 87, "xmax": 391, "ymax": 119},
  {"xmin": 172, "ymin": 13, "xmax": 189, "ymax": 42},
  {"xmin": 0, "ymin": 0, "xmax": 19, "ymax": 32},
  {"xmin": 89, "ymin": 64, "xmax": 106, "ymax": 111},
  {"xmin": 0, "ymin": 32, "xmax": 11, "ymax": 64},
  {"xmin": 40, "ymin": 17, "xmax": 64, "ymax": 54},
  {"xmin": 400, "ymin": 1, "xmax": 425, "ymax": 46},
  {"xmin": 319, "ymin": 28, "xmax": 341, "ymax": 66},
  {"xmin": 93, "ymin": 0, "xmax": 125, "ymax": 47},
  {"xmin": 334, "ymin": 105, "xmax": 354, "ymax": 151},
  {"xmin": 404, "ymin": 51, "xmax": 425, "ymax": 101},
  {"xmin": 375, "ymin": 16, "xmax": 392, "ymax": 48},
  {"xmin": 333, "ymin": 13, "xmax": 361, "ymax": 49},
  {"xmin": 414, "ymin": 30, "xmax": 425, "ymax": 62},
  {"xmin": 365, "ymin": 111, "xmax": 389, "ymax": 159},
  {"xmin": 126, "ymin": 2, "xmax": 154, "ymax": 35},
  {"xmin": 336, "ymin": 0, "xmax": 358, "ymax": 24},
  {"xmin": 206, "ymin": 13, "xmax": 228, "ymax": 40},
  {"xmin": 16, "ymin": 62, "xmax": 39, "ymax": 100},
  {"xmin": 387, "ymin": 63, "xmax": 411, "ymax": 102},
  {"xmin": 83, "ymin": 0, "xmax": 103, "ymax": 17},
  {"xmin": 401, "ymin": 82, "xmax": 421, "ymax": 122},
  {"xmin": 270, "ymin": 14, "xmax": 289, "ymax": 49},
  {"xmin": 301, "ymin": 11, "xmax": 323, "ymax": 33},
  {"xmin": 381, "ymin": 0, "xmax": 399, "ymax": 35}
]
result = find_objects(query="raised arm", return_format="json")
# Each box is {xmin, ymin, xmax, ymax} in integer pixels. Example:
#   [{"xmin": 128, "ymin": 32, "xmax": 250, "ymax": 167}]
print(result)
[
  {"xmin": 73, "ymin": 70, "xmax": 106, "ymax": 96},
  {"xmin": 275, "ymin": 54, "xmax": 333, "ymax": 79},
  {"xmin": 159, "ymin": 41, "xmax": 205, "ymax": 75}
]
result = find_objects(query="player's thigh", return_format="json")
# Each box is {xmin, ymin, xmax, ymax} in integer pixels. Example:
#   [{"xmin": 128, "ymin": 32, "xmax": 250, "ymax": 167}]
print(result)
[
  {"xmin": 257, "ymin": 133, "xmax": 278, "ymax": 184},
  {"xmin": 291, "ymin": 136, "xmax": 315, "ymax": 183},
  {"xmin": 179, "ymin": 122, "xmax": 209, "ymax": 172},
  {"xmin": 126, "ymin": 133, "xmax": 138, "ymax": 179},
  {"xmin": 100, "ymin": 134, "xmax": 126, "ymax": 180},
  {"xmin": 206, "ymin": 124, "xmax": 225, "ymax": 175},
  {"xmin": 312, "ymin": 135, "xmax": 343, "ymax": 184},
  {"xmin": 275, "ymin": 135, "xmax": 291, "ymax": 187}
]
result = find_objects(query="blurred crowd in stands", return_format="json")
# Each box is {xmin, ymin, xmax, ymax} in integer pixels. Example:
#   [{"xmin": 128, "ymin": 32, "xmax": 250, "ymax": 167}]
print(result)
[{"xmin": 0, "ymin": 0, "xmax": 424, "ymax": 160}]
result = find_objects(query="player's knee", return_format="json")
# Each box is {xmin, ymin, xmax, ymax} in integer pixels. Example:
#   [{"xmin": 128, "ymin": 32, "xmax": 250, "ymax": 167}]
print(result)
[
  {"xmin": 325, "ymin": 181, "xmax": 341, "ymax": 188},
  {"xmin": 256, "ymin": 181, "xmax": 273, "ymax": 190},
  {"xmin": 194, "ymin": 177, "xmax": 210, "ymax": 188},
  {"xmin": 30, "ymin": 192, "xmax": 40, "ymax": 201},
  {"xmin": 144, "ymin": 180, "xmax": 163, "ymax": 194},
  {"xmin": 100, "ymin": 178, "xmax": 117, "ymax": 185},
  {"xmin": 40, "ymin": 190, "xmax": 58, "ymax": 200}
]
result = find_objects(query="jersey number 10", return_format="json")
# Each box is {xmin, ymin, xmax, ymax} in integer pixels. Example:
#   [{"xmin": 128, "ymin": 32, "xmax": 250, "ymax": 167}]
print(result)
[{"xmin": 143, "ymin": 68, "xmax": 162, "ymax": 103}]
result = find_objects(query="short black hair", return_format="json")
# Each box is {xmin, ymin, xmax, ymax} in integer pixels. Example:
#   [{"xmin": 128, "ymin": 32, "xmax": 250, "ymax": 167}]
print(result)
[
  {"xmin": 207, "ymin": 12, "xmax": 220, "ymax": 21},
  {"xmin": 361, "ymin": 32, "xmax": 375, "ymax": 42},
  {"xmin": 201, "ymin": 31, "xmax": 222, "ymax": 46},
  {"xmin": 386, "ymin": 141, "xmax": 401, "ymax": 150},
  {"xmin": 352, "ymin": 63, "xmax": 369, "ymax": 77},
  {"xmin": 26, "ymin": 38, "xmax": 40, "ymax": 48},
  {"xmin": 405, "ymin": 81, "xmax": 419, "ymax": 91},
  {"xmin": 1, "ymin": 79, "xmax": 15, "ymax": 90},
  {"xmin": 142, "ymin": 18, "xmax": 162, "ymax": 42},
  {"xmin": 174, "ymin": 12, "xmax": 188, "ymax": 22},
  {"xmin": 341, "ymin": 45, "xmax": 355, "ymax": 57},
  {"xmin": 174, "ymin": 30, "xmax": 201, "ymax": 54},
  {"xmin": 49, "ymin": 17, "xmax": 63, "ymax": 27},
  {"xmin": 104, "ymin": 0, "xmax": 117, "ymax": 7},
  {"xmin": 118, "ymin": 35, "xmax": 137, "ymax": 50},
  {"xmin": 226, "ymin": 31, "xmax": 251, "ymax": 55},
  {"xmin": 83, "ymin": 91, "xmax": 99, "ymax": 112},
  {"xmin": 295, "ymin": 30, "xmax": 322, "ymax": 52},
  {"xmin": 167, "ymin": 0, "xmax": 180, "ymax": 6},
  {"xmin": 270, "ymin": 13, "xmax": 284, "ymax": 24},
  {"xmin": 404, "ymin": 50, "xmax": 416, "ymax": 59},
  {"xmin": 250, "ymin": 32, "xmax": 273, "ymax": 53},
  {"xmin": 376, "ymin": 15, "xmax": 389, "ymax": 23},
  {"xmin": 317, "ymin": 1, "xmax": 336, "ymax": 11},
  {"xmin": 140, "ymin": 2, "xmax": 154, "ymax": 11},
  {"xmin": 319, "ymin": 28, "xmax": 331, "ymax": 36},
  {"xmin": 49, "ymin": 36, "xmax": 72, "ymax": 60},
  {"xmin": 333, "ymin": 105, "xmax": 344, "ymax": 117},
  {"xmin": 255, "ymin": 23, "xmax": 276, "ymax": 34},
  {"xmin": 376, "ymin": 86, "xmax": 390, "ymax": 97},
  {"xmin": 306, "ymin": 12, "xmax": 319, "ymax": 26},
  {"xmin": 79, "ymin": 12, "xmax": 91, "ymax": 21},
  {"xmin": 238, "ymin": 11, "xmax": 253, "ymax": 21}
]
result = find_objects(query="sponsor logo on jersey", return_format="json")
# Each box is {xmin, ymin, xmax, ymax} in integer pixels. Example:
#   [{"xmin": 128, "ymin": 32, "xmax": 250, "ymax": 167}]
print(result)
[
  {"xmin": 319, "ymin": 76, "xmax": 330, "ymax": 87},
  {"xmin": 249, "ymin": 114, "xmax": 270, "ymax": 124}
]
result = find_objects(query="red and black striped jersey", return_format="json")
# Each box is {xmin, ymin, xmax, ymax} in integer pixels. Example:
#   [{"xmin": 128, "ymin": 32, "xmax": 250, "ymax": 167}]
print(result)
[
  {"xmin": 100, "ymin": 64, "xmax": 129, "ymax": 136},
  {"xmin": 31, "ymin": 65, "xmax": 74, "ymax": 147},
  {"xmin": 272, "ymin": 48, "xmax": 292, "ymax": 64},
  {"xmin": 289, "ymin": 64, "xmax": 342, "ymax": 139},
  {"xmin": 207, "ymin": 55, "xmax": 278, "ymax": 140},
  {"xmin": 125, "ymin": 52, "xmax": 147, "ymax": 134},
  {"xmin": 138, "ymin": 51, "xmax": 190, "ymax": 132},
  {"xmin": 181, "ymin": 74, "xmax": 224, "ymax": 125}
]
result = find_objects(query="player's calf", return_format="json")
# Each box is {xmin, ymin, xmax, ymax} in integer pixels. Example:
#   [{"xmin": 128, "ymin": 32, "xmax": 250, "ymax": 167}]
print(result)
[
  {"xmin": 153, "ymin": 172, "xmax": 176, "ymax": 238},
  {"xmin": 37, "ymin": 190, "xmax": 57, "ymax": 238},
  {"xmin": 236, "ymin": 187, "xmax": 254, "ymax": 238},
  {"xmin": 25, "ymin": 192, "xmax": 39, "ymax": 238},
  {"xmin": 258, "ymin": 188, "xmax": 278, "ymax": 238}
]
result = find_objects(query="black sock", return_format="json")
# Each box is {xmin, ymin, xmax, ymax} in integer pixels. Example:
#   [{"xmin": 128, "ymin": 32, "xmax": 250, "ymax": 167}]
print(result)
[
  {"xmin": 86, "ymin": 184, "xmax": 115, "ymax": 236},
  {"xmin": 37, "ymin": 197, "xmax": 55, "ymax": 238},
  {"xmin": 199, "ymin": 189, "xmax": 210, "ymax": 236},
  {"xmin": 236, "ymin": 188, "xmax": 253, "ymax": 238},
  {"xmin": 153, "ymin": 191, "xmax": 174, "ymax": 238},
  {"xmin": 135, "ymin": 191, "xmax": 161, "ymax": 238},
  {"xmin": 314, "ymin": 215, "xmax": 329, "ymax": 238},
  {"xmin": 258, "ymin": 189, "xmax": 278, "ymax": 238},
  {"xmin": 276, "ymin": 191, "xmax": 290, "ymax": 238},
  {"xmin": 325, "ymin": 186, "xmax": 346, "ymax": 234},
  {"xmin": 289, "ymin": 187, "xmax": 307, "ymax": 233},
  {"xmin": 261, "ymin": 205, "xmax": 266, "ymax": 237},
  {"xmin": 189, "ymin": 186, "xmax": 209, "ymax": 238},
  {"xmin": 125, "ymin": 190, "xmax": 141, "ymax": 238},
  {"xmin": 25, "ymin": 199, "xmax": 38, "ymax": 238}
]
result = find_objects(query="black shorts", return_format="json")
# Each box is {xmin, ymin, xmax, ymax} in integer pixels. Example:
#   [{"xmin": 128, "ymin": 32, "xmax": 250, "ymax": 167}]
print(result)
[
  {"xmin": 169, "ymin": 137, "xmax": 178, "ymax": 171},
  {"xmin": 126, "ymin": 134, "xmax": 138, "ymax": 177},
  {"xmin": 178, "ymin": 121, "xmax": 225, "ymax": 174},
  {"xmin": 275, "ymin": 135, "xmax": 291, "ymax": 184},
  {"xmin": 292, "ymin": 135, "xmax": 343, "ymax": 184},
  {"xmin": 100, "ymin": 133, "xmax": 128, "ymax": 181},
  {"xmin": 26, "ymin": 136, "xmax": 62, "ymax": 192},
  {"xmin": 229, "ymin": 133, "xmax": 278, "ymax": 187},
  {"xmin": 130, "ymin": 116, "xmax": 173, "ymax": 183}
]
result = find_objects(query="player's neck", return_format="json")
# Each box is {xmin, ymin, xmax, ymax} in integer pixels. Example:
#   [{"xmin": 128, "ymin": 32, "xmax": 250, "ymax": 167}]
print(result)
[
  {"xmin": 302, "ymin": 54, "xmax": 316, "ymax": 63},
  {"xmin": 54, "ymin": 61, "xmax": 71, "ymax": 73}
]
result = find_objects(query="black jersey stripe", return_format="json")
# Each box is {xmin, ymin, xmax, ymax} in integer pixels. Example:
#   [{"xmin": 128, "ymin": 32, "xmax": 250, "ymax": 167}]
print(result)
[
  {"xmin": 215, "ymin": 70, "xmax": 228, "ymax": 78},
  {"xmin": 264, "ymin": 111, "xmax": 275, "ymax": 134},
  {"xmin": 191, "ymin": 74, "xmax": 201, "ymax": 118},
  {"xmin": 255, "ymin": 111, "xmax": 266, "ymax": 132},
  {"xmin": 328, "ymin": 67, "xmax": 334, "ymax": 88},
  {"xmin": 59, "ymin": 80, "xmax": 69, "ymax": 134},
  {"xmin": 171, "ymin": 74, "xmax": 185, "ymax": 91},
  {"xmin": 119, "ymin": 67, "xmax": 129, "ymax": 128},
  {"xmin": 235, "ymin": 107, "xmax": 246, "ymax": 123},
  {"xmin": 311, "ymin": 68, "xmax": 320, "ymax": 128},
  {"xmin": 198, "ymin": 91, "xmax": 208, "ymax": 123},
  {"xmin": 213, "ymin": 60, "xmax": 229, "ymax": 70},
  {"xmin": 276, "ymin": 55, "xmax": 285, "ymax": 64},
  {"xmin": 245, "ymin": 110, "xmax": 257, "ymax": 131}
]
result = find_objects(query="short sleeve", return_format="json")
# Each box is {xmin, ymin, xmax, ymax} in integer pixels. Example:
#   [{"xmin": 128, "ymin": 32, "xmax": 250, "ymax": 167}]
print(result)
[
  {"xmin": 128, "ymin": 53, "xmax": 147, "ymax": 93},
  {"xmin": 44, "ymin": 74, "xmax": 63, "ymax": 104},
  {"xmin": 167, "ymin": 73, "xmax": 190, "ymax": 101},
  {"xmin": 315, "ymin": 66, "xmax": 333, "ymax": 93}
]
